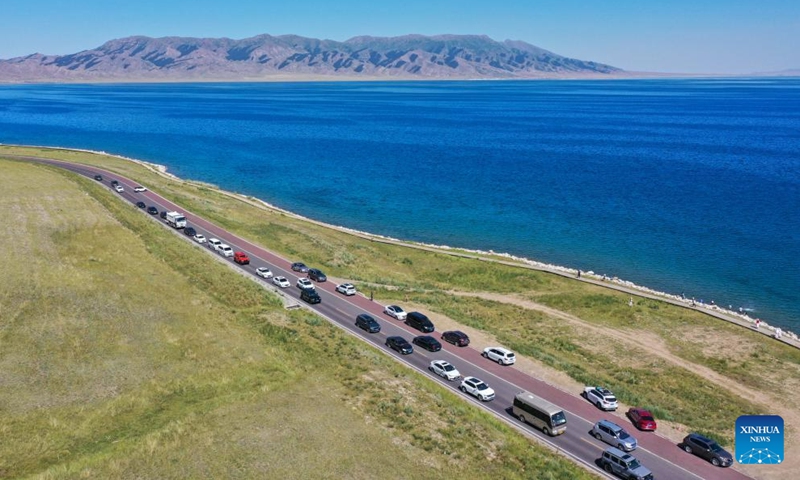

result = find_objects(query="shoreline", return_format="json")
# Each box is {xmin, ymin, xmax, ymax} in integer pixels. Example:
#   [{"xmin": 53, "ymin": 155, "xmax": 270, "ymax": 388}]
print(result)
[{"xmin": 5, "ymin": 143, "xmax": 799, "ymax": 346}]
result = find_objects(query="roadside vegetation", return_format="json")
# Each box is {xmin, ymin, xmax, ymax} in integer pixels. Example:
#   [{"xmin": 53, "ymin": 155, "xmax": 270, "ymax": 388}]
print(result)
[
  {"xmin": 0, "ymin": 158, "xmax": 594, "ymax": 478},
  {"xmin": 3, "ymin": 145, "xmax": 799, "ymax": 451}
]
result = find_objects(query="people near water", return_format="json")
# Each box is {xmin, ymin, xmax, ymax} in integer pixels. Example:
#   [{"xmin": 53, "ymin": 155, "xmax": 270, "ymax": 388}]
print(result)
[
  {"xmin": 628, "ymin": 297, "xmax": 634, "ymax": 307},
  {"xmin": 775, "ymin": 327, "xmax": 783, "ymax": 339}
]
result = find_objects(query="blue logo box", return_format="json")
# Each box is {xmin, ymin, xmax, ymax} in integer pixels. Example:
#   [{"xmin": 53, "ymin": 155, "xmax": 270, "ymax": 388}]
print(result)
[{"xmin": 736, "ymin": 415, "xmax": 784, "ymax": 465}]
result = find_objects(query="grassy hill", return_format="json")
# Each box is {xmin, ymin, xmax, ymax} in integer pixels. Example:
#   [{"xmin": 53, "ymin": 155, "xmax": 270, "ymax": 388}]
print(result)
[
  {"xmin": 3, "ymin": 145, "xmax": 799, "ymax": 480},
  {"xmin": 0, "ymin": 158, "xmax": 592, "ymax": 479}
]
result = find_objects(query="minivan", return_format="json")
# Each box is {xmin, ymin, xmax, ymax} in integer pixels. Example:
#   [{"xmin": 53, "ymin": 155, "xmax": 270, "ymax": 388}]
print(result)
[
  {"xmin": 591, "ymin": 420, "xmax": 637, "ymax": 452},
  {"xmin": 301, "ymin": 289, "xmax": 321, "ymax": 304},
  {"xmin": 405, "ymin": 312, "xmax": 434, "ymax": 333},
  {"xmin": 355, "ymin": 313, "xmax": 380, "ymax": 333},
  {"xmin": 599, "ymin": 447, "xmax": 653, "ymax": 480}
]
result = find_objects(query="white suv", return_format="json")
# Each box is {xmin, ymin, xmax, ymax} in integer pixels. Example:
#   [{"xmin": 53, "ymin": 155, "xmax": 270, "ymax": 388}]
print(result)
[
  {"xmin": 336, "ymin": 283, "xmax": 356, "ymax": 296},
  {"xmin": 459, "ymin": 376, "xmax": 495, "ymax": 401},
  {"xmin": 218, "ymin": 244, "xmax": 234, "ymax": 257},
  {"xmin": 583, "ymin": 386, "xmax": 618, "ymax": 411},
  {"xmin": 482, "ymin": 347, "xmax": 516, "ymax": 365},
  {"xmin": 429, "ymin": 360, "xmax": 461, "ymax": 381},
  {"xmin": 208, "ymin": 238, "xmax": 222, "ymax": 251}
]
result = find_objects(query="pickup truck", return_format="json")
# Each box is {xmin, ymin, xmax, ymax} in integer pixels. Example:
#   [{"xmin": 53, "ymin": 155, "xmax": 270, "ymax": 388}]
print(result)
[{"xmin": 233, "ymin": 251, "xmax": 250, "ymax": 265}]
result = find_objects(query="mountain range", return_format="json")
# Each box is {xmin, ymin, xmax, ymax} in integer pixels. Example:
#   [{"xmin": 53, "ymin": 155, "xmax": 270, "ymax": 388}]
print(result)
[{"xmin": 0, "ymin": 34, "xmax": 622, "ymax": 82}]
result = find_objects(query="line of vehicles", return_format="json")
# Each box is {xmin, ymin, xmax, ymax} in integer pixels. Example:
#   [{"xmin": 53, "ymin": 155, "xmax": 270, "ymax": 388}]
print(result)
[{"xmin": 107, "ymin": 174, "xmax": 735, "ymax": 479}]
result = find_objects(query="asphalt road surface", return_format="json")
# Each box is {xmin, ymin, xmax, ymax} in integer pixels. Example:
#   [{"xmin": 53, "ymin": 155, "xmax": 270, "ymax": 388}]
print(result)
[{"xmin": 13, "ymin": 155, "xmax": 755, "ymax": 480}]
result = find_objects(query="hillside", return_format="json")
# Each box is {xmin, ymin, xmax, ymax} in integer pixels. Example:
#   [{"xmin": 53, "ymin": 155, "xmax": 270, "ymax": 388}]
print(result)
[
  {"xmin": 0, "ymin": 33, "xmax": 622, "ymax": 83},
  {"xmin": 0, "ymin": 157, "xmax": 592, "ymax": 478}
]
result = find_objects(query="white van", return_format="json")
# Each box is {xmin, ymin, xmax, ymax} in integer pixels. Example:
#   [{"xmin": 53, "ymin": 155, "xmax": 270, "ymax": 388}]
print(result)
[
  {"xmin": 208, "ymin": 238, "xmax": 222, "ymax": 251},
  {"xmin": 218, "ymin": 244, "xmax": 234, "ymax": 257}
]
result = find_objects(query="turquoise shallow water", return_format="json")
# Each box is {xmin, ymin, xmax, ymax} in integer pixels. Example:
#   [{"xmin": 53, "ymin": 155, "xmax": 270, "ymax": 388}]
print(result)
[{"xmin": 1, "ymin": 79, "xmax": 798, "ymax": 330}]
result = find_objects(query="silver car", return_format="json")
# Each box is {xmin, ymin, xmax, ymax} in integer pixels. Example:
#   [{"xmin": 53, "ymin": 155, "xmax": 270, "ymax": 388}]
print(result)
[{"xmin": 592, "ymin": 420, "xmax": 637, "ymax": 452}]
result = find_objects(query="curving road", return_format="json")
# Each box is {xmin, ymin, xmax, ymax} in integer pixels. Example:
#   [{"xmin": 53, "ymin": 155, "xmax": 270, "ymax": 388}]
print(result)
[{"xmin": 12, "ymin": 155, "xmax": 754, "ymax": 480}]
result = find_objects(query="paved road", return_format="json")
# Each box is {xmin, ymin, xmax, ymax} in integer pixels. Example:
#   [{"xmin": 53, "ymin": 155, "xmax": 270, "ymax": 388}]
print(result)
[{"xmin": 14, "ymin": 155, "xmax": 754, "ymax": 480}]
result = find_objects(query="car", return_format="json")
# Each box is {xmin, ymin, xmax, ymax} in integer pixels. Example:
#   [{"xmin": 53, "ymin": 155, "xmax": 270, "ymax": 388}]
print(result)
[
  {"xmin": 256, "ymin": 267, "xmax": 273, "ymax": 279},
  {"xmin": 193, "ymin": 234, "xmax": 207, "ymax": 244},
  {"xmin": 134, "ymin": 186, "xmax": 147, "ymax": 192},
  {"xmin": 297, "ymin": 278, "xmax": 315, "ymax": 290},
  {"xmin": 482, "ymin": 346, "xmax": 516, "ymax": 365},
  {"xmin": 233, "ymin": 251, "xmax": 250, "ymax": 265},
  {"xmin": 114, "ymin": 185, "xmax": 124, "ymax": 193},
  {"xmin": 355, "ymin": 313, "xmax": 381, "ymax": 333},
  {"xmin": 591, "ymin": 420, "xmax": 638, "ymax": 452},
  {"xmin": 159, "ymin": 210, "xmax": 167, "ymax": 219},
  {"xmin": 405, "ymin": 311, "xmax": 434, "ymax": 333},
  {"xmin": 300, "ymin": 288, "xmax": 321, "ymax": 304},
  {"xmin": 308, "ymin": 268, "xmax": 327, "ymax": 282},
  {"xmin": 336, "ymin": 283, "xmax": 357, "ymax": 296},
  {"xmin": 459, "ymin": 376, "xmax": 495, "ymax": 402},
  {"xmin": 383, "ymin": 305, "xmax": 407, "ymax": 320},
  {"xmin": 93, "ymin": 174, "xmax": 103, "ymax": 181},
  {"xmin": 599, "ymin": 447, "xmax": 654, "ymax": 480},
  {"xmin": 135, "ymin": 201, "xmax": 146, "ymax": 208},
  {"xmin": 291, "ymin": 262, "xmax": 309, "ymax": 273},
  {"xmin": 147, "ymin": 206, "xmax": 158, "ymax": 215},
  {"xmin": 183, "ymin": 227, "xmax": 197, "ymax": 237},
  {"xmin": 627, "ymin": 408, "xmax": 657, "ymax": 431},
  {"xmin": 681, "ymin": 433, "xmax": 733, "ymax": 467},
  {"xmin": 385, "ymin": 336, "xmax": 413, "ymax": 355},
  {"xmin": 273, "ymin": 276, "xmax": 290, "ymax": 288},
  {"xmin": 441, "ymin": 330, "xmax": 470, "ymax": 347},
  {"xmin": 218, "ymin": 244, "xmax": 234, "ymax": 257},
  {"xmin": 412, "ymin": 335, "xmax": 442, "ymax": 352},
  {"xmin": 428, "ymin": 360, "xmax": 461, "ymax": 381},
  {"xmin": 583, "ymin": 386, "xmax": 618, "ymax": 411},
  {"xmin": 208, "ymin": 238, "xmax": 222, "ymax": 251},
  {"xmin": 110, "ymin": 180, "xmax": 119, "ymax": 187}
]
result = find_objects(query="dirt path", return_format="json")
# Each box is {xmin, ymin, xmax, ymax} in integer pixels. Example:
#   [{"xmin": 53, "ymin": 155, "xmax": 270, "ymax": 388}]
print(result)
[{"xmin": 444, "ymin": 290, "xmax": 797, "ymax": 480}]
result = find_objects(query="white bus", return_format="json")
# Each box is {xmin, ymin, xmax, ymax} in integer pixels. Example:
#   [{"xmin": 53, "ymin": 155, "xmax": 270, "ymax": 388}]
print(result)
[{"xmin": 512, "ymin": 391, "xmax": 567, "ymax": 436}]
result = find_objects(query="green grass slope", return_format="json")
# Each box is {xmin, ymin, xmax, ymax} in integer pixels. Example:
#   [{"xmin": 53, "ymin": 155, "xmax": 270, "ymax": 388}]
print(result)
[
  {"xmin": 5, "ymin": 146, "xmax": 796, "ymax": 448},
  {"xmin": 0, "ymin": 158, "xmax": 594, "ymax": 479}
]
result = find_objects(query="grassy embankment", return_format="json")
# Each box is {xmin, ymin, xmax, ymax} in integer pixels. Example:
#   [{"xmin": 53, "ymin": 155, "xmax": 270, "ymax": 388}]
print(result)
[
  {"xmin": 0, "ymin": 158, "xmax": 593, "ymax": 479},
  {"xmin": 3, "ymin": 145, "xmax": 799, "ymax": 449}
]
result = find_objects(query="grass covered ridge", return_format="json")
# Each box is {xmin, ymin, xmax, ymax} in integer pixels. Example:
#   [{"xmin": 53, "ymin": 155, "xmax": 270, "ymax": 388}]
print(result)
[
  {"xmin": 0, "ymin": 158, "xmax": 594, "ymax": 478},
  {"xmin": 4, "ymin": 145, "xmax": 796, "ymax": 448}
]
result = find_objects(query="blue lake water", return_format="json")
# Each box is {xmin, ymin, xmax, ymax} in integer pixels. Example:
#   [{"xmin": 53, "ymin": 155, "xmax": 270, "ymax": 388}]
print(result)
[{"xmin": 1, "ymin": 79, "xmax": 798, "ymax": 331}]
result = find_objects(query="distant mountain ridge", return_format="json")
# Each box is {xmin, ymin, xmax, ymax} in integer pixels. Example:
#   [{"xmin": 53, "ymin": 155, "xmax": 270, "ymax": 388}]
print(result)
[{"xmin": 0, "ymin": 33, "xmax": 622, "ymax": 82}]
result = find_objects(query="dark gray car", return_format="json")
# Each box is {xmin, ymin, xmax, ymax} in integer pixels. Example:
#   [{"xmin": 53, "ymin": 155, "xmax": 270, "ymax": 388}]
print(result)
[
  {"xmin": 599, "ymin": 447, "xmax": 653, "ymax": 480},
  {"xmin": 681, "ymin": 433, "xmax": 733, "ymax": 467}
]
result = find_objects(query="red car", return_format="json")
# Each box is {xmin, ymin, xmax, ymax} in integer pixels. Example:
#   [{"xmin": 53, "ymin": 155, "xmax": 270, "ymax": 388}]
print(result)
[
  {"xmin": 627, "ymin": 408, "xmax": 657, "ymax": 431},
  {"xmin": 233, "ymin": 251, "xmax": 250, "ymax": 265}
]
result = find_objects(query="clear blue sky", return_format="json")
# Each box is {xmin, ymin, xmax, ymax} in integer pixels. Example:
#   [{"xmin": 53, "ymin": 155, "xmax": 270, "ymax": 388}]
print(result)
[{"xmin": 4, "ymin": 0, "xmax": 799, "ymax": 73}]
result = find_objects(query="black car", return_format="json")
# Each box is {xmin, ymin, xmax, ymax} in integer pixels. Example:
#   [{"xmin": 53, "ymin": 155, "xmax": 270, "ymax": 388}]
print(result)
[
  {"xmin": 441, "ymin": 330, "xmax": 470, "ymax": 347},
  {"xmin": 681, "ymin": 433, "xmax": 733, "ymax": 467},
  {"xmin": 93, "ymin": 174, "xmax": 103, "ymax": 181},
  {"xmin": 412, "ymin": 335, "xmax": 442, "ymax": 352},
  {"xmin": 183, "ymin": 227, "xmax": 197, "ymax": 237},
  {"xmin": 147, "ymin": 206, "xmax": 159, "ymax": 215},
  {"xmin": 308, "ymin": 268, "xmax": 327, "ymax": 282},
  {"xmin": 300, "ymin": 288, "xmax": 321, "ymax": 304},
  {"xmin": 385, "ymin": 336, "xmax": 413, "ymax": 355},
  {"xmin": 159, "ymin": 210, "xmax": 167, "ymax": 219},
  {"xmin": 291, "ymin": 262, "xmax": 309, "ymax": 273},
  {"xmin": 405, "ymin": 311, "xmax": 434, "ymax": 333},
  {"xmin": 135, "ymin": 201, "xmax": 146, "ymax": 209},
  {"xmin": 355, "ymin": 313, "xmax": 381, "ymax": 333},
  {"xmin": 110, "ymin": 180, "xmax": 119, "ymax": 187}
]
